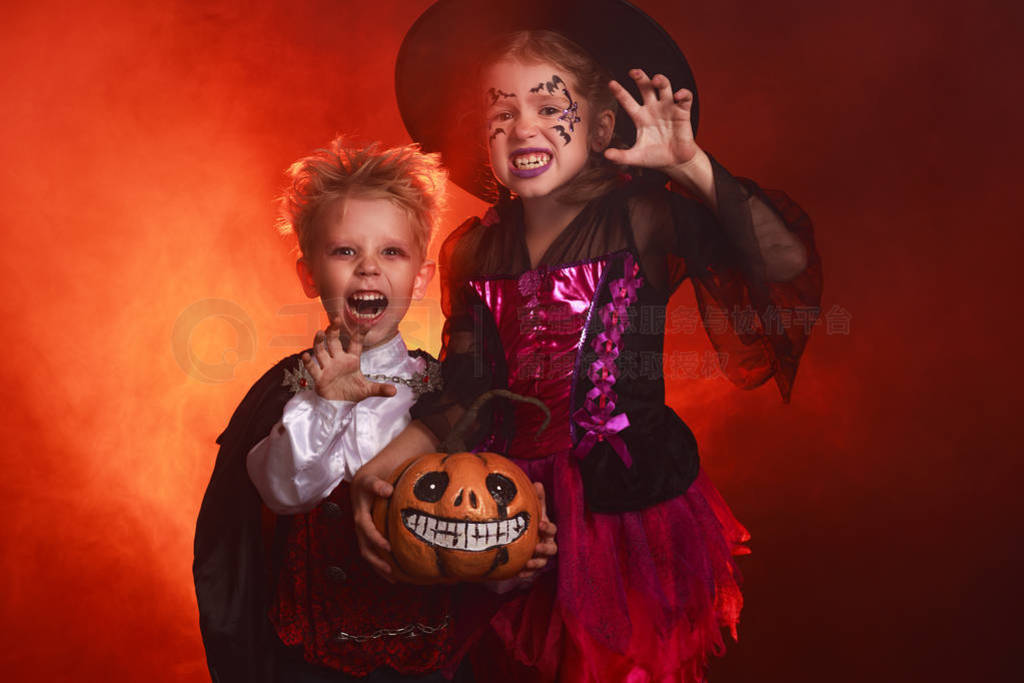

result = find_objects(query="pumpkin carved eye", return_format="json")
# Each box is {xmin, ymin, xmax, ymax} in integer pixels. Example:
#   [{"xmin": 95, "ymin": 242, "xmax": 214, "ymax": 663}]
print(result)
[
  {"xmin": 486, "ymin": 473, "xmax": 517, "ymax": 506},
  {"xmin": 414, "ymin": 472, "xmax": 449, "ymax": 502}
]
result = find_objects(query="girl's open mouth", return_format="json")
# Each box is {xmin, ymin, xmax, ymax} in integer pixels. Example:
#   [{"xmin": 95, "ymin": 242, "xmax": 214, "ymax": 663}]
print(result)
[
  {"xmin": 345, "ymin": 290, "xmax": 388, "ymax": 324},
  {"xmin": 509, "ymin": 148, "xmax": 552, "ymax": 178}
]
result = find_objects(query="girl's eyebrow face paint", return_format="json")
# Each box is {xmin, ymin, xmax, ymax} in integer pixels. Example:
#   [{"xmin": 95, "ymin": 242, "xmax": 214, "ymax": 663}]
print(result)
[
  {"xmin": 485, "ymin": 87, "xmax": 513, "ymax": 142},
  {"xmin": 487, "ymin": 87, "xmax": 516, "ymax": 105},
  {"xmin": 528, "ymin": 74, "xmax": 566, "ymax": 95}
]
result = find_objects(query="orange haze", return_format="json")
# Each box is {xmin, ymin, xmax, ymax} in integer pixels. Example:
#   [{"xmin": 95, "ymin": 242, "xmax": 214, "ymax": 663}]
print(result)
[{"xmin": 0, "ymin": 0, "xmax": 1020, "ymax": 680}]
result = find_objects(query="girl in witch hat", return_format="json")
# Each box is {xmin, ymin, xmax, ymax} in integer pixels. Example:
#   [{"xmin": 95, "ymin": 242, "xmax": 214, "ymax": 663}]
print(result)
[{"xmin": 351, "ymin": 1, "xmax": 823, "ymax": 680}]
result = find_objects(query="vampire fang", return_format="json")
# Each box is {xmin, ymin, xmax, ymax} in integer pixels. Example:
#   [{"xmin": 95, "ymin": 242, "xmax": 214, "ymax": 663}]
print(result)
[{"xmin": 346, "ymin": 292, "xmax": 388, "ymax": 319}]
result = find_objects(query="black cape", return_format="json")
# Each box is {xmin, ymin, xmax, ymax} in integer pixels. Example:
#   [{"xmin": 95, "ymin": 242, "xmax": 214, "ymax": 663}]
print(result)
[{"xmin": 193, "ymin": 355, "xmax": 300, "ymax": 683}]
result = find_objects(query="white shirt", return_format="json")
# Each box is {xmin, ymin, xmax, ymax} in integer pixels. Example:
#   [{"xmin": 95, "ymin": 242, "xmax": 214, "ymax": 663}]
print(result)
[{"xmin": 246, "ymin": 333, "xmax": 426, "ymax": 515}]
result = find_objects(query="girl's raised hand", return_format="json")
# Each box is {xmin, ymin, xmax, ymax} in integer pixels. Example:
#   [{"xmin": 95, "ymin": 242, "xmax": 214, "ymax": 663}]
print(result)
[
  {"xmin": 604, "ymin": 69, "xmax": 699, "ymax": 171},
  {"xmin": 302, "ymin": 317, "xmax": 397, "ymax": 403}
]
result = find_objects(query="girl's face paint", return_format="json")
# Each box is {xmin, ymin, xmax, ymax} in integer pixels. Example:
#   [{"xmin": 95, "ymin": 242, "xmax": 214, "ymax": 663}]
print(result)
[
  {"xmin": 487, "ymin": 88, "xmax": 516, "ymax": 105},
  {"xmin": 482, "ymin": 60, "xmax": 592, "ymax": 200},
  {"xmin": 529, "ymin": 75, "xmax": 581, "ymax": 136}
]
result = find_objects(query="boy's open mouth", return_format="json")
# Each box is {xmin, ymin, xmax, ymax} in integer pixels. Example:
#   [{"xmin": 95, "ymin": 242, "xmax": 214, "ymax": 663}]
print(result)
[
  {"xmin": 345, "ymin": 290, "xmax": 388, "ymax": 322},
  {"xmin": 509, "ymin": 148, "xmax": 551, "ymax": 178}
]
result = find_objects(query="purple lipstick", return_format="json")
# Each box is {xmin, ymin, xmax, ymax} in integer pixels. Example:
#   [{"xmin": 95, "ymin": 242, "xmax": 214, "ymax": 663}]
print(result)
[{"xmin": 508, "ymin": 147, "xmax": 552, "ymax": 178}]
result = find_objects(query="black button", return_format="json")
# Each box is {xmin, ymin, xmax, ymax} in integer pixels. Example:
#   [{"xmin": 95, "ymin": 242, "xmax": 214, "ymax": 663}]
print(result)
[
  {"xmin": 326, "ymin": 565, "xmax": 347, "ymax": 582},
  {"xmin": 321, "ymin": 501, "xmax": 342, "ymax": 518}
]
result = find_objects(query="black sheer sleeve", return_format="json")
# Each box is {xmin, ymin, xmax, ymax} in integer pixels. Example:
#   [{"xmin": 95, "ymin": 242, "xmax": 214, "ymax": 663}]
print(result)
[
  {"xmin": 628, "ymin": 159, "xmax": 822, "ymax": 401},
  {"xmin": 409, "ymin": 215, "xmax": 508, "ymax": 446}
]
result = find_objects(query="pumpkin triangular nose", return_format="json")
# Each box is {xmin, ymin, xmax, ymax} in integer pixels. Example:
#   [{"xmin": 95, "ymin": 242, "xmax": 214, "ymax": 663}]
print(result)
[{"xmin": 454, "ymin": 488, "xmax": 481, "ymax": 508}]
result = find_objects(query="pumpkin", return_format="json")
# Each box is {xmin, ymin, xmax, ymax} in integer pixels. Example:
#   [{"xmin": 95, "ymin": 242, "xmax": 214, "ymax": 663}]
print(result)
[{"xmin": 372, "ymin": 390, "xmax": 550, "ymax": 584}]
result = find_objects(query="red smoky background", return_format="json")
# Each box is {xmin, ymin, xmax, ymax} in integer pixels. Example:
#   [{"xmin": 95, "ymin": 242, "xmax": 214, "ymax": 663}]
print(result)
[{"xmin": 0, "ymin": 1, "xmax": 1020, "ymax": 680}]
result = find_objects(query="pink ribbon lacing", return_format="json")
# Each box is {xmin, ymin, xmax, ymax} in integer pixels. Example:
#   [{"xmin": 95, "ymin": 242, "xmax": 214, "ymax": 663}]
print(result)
[{"xmin": 572, "ymin": 254, "xmax": 642, "ymax": 467}]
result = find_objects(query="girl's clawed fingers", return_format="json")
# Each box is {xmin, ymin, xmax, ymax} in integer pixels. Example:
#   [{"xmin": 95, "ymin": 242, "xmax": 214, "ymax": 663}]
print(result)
[
  {"xmin": 608, "ymin": 79, "xmax": 642, "ymax": 117},
  {"xmin": 606, "ymin": 71, "xmax": 699, "ymax": 171},
  {"xmin": 651, "ymin": 73, "xmax": 674, "ymax": 101},
  {"xmin": 630, "ymin": 68, "xmax": 659, "ymax": 105},
  {"xmin": 673, "ymin": 88, "xmax": 694, "ymax": 114}
]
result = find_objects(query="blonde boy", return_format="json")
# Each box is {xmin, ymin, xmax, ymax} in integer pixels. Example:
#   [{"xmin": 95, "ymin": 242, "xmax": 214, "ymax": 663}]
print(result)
[{"xmin": 194, "ymin": 138, "xmax": 475, "ymax": 683}]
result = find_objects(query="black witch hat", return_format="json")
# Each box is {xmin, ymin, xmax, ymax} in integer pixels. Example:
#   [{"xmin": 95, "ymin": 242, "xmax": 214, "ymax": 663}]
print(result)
[{"xmin": 395, "ymin": 0, "xmax": 698, "ymax": 202}]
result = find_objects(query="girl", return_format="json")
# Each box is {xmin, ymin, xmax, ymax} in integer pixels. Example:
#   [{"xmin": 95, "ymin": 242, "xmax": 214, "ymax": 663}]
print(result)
[{"xmin": 353, "ymin": 1, "xmax": 822, "ymax": 680}]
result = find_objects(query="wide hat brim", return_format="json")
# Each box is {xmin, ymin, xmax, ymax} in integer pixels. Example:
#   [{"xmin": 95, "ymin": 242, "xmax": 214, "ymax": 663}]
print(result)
[{"xmin": 395, "ymin": 0, "xmax": 698, "ymax": 202}]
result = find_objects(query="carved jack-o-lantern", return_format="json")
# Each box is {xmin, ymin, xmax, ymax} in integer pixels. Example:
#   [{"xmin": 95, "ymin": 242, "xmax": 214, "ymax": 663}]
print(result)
[{"xmin": 372, "ymin": 390, "xmax": 550, "ymax": 584}]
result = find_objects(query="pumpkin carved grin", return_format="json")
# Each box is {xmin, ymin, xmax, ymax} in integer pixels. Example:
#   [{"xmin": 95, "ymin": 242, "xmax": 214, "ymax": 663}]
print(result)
[
  {"xmin": 400, "ymin": 509, "xmax": 530, "ymax": 552},
  {"xmin": 372, "ymin": 390, "xmax": 552, "ymax": 583}
]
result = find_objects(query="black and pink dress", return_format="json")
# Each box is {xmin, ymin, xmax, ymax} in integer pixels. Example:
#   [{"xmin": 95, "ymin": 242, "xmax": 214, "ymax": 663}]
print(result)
[{"xmin": 412, "ymin": 161, "xmax": 822, "ymax": 682}]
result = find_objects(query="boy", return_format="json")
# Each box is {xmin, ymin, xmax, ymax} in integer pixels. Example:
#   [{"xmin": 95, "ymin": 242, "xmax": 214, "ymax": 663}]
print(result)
[{"xmin": 194, "ymin": 138, "xmax": 474, "ymax": 683}]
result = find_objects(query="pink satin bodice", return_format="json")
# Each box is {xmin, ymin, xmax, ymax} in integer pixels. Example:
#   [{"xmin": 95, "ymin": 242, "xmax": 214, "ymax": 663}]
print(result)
[{"xmin": 468, "ymin": 255, "xmax": 613, "ymax": 459}]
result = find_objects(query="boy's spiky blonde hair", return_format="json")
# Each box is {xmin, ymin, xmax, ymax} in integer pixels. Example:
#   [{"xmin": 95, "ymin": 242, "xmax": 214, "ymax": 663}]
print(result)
[{"xmin": 278, "ymin": 137, "xmax": 447, "ymax": 259}]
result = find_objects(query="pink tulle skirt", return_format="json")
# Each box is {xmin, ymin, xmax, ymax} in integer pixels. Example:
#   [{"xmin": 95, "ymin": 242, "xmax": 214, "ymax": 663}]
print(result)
[{"xmin": 482, "ymin": 447, "xmax": 749, "ymax": 682}]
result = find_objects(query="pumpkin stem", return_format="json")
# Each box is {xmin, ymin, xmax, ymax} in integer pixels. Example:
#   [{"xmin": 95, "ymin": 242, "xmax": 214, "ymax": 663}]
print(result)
[{"xmin": 441, "ymin": 389, "xmax": 551, "ymax": 453}]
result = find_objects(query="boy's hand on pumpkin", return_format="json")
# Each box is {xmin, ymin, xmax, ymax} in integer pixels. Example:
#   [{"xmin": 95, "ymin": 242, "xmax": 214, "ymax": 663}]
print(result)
[
  {"xmin": 517, "ymin": 482, "xmax": 557, "ymax": 580},
  {"xmin": 302, "ymin": 317, "xmax": 397, "ymax": 403},
  {"xmin": 604, "ymin": 69, "xmax": 700, "ymax": 172},
  {"xmin": 350, "ymin": 469, "xmax": 396, "ymax": 581}
]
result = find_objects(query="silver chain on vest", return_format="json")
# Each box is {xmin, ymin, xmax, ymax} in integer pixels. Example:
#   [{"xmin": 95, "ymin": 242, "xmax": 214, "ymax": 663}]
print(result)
[{"xmin": 332, "ymin": 614, "xmax": 451, "ymax": 643}]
